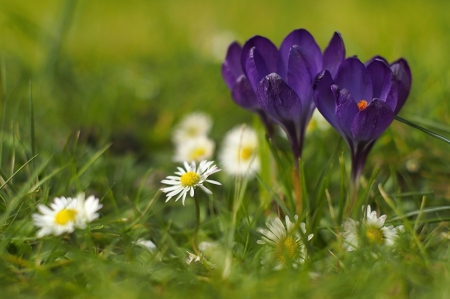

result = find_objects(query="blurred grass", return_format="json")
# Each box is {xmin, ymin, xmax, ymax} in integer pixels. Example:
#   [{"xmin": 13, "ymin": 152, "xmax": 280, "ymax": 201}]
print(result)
[
  {"xmin": 1, "ymin": 0, "xmax": 450, "ymax": 171},
  {"xmin": 1, "ymin": 0, "xmax": 450, "ymax": 298}
]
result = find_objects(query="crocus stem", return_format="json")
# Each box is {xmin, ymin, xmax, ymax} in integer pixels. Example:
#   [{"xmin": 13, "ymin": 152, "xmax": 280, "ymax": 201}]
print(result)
[
  {"xmin": 345, "ymin": 176, "xmax": 359, "ymax": 217},
  {"xmin": 194, "ymin": 196, "xmax": 200, "ymax": 242},
  {"xmin": 256, "ymin": 109, "xmax": 274, "ymax": 138},
  {"xmin": 292, "ymin": 160, "xmax": 302, "ymax": 216}
]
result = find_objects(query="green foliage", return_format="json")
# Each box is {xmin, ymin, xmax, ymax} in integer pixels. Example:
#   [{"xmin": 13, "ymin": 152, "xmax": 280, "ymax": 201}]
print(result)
[{"xmin": 1, "ymin": 0, "xmax": 450, "ymax": 298}]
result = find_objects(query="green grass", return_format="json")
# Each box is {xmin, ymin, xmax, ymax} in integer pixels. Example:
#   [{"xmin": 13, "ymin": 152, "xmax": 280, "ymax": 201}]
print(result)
[{"xmin": 1, "ymin": 0, "xmax": 450, "ymax": 298}]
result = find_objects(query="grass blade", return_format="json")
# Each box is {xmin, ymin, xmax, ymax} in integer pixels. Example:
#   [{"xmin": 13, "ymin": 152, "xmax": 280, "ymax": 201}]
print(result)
[{"xmin": 395, "ymin": 116, "xmax": 450, "ymax": 145}]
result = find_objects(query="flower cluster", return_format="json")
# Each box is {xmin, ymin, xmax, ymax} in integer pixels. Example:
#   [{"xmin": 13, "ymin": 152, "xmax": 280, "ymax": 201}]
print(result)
[
  {"xmin": 223, "ymin": 29, "xmax": 345, "ymax": 160},
  {"xmin": 222, "ymin": 28, "xmax": 411, "ymax": 184},
  {"xmin": 314, "ymin": 57, "xmax": 411, "ymax": 182},
  {"xmin": 172, "ymin": 112, "xmax": 215, "ymax": 163},
  {"xmin": 32, "ymin": 193, "xmax": 103, "ymax": 238}
]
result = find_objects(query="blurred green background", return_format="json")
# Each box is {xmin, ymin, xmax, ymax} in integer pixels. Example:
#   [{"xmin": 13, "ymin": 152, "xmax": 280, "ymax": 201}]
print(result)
[{"xmin": 1, "ymin": 0, "xmax": 450, "ymax": 193}]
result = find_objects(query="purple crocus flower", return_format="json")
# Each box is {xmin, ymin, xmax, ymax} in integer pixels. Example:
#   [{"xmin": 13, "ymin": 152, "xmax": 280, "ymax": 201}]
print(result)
[
  {"xmin": 313, "ymin": 57, "xmax": 411, "ymax": 182},
  {"xmin": 365, "ymin": 56, "xmax": 412, "ymax": 114},
  {"xmin": 242, "ymin": 29, "xmax": 345, "ymax": 160},
  {"xmin": 222, "ymin": 42, "xmax": 275, "ymax": 136}
]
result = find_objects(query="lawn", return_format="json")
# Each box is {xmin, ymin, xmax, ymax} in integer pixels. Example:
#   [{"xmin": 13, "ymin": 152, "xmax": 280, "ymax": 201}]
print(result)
[{"xmin": 1, "ymin": 0, "xmax": 450, "ymax": 298}]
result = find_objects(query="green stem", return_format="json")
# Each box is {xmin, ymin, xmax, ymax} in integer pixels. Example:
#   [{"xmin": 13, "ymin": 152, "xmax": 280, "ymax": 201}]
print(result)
[
  {"xmin": 292, "ymin": 161, "xmax": 302, "ymax": 216},
  {"xmin": 345, "ymin": 178, "xmax": 359, "ymax": 218},
  {"xmin": 194, "ymin": 196, "xmax": 200, "ymax": 243}
]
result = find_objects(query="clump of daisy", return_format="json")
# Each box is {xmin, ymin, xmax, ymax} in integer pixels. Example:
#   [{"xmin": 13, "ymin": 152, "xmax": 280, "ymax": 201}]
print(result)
[
  {"xmin": 32, "ymin": 193, "xmax": 102, "ymax": 238},
  {"xmin": 342, "ymin": 205, "xmax": 404, "ymax": 251},
  {"xmin": 173, "ymin": 136, "xmax": 215, "ymax": 163},
  {"xmin": 172, "ymin": 112, "xmax": 212, "ymax": 144},
  {"xmin": 161, "ymin": 160, "xmax": 221, "ymax": 205},
  {"xmin": 219, "ymin": 125, "xmax": 259, "ymax": 178},
  {"xmin": 257, "ymin": 215, "xmax": 313, "ymax": 269}
]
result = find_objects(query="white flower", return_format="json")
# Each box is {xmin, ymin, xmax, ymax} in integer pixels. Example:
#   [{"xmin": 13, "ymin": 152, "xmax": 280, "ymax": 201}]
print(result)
[
  {"xmin": 134, "ymin": 238, "xmax": 157, "ymax": 252},
  {"xmin": 342, "ymin": 205, "xmax": 404, "ymax": 251},
  {"xmin": 342, "ymin": 217, "xmax": 359, "ymax": 251},
  {"xmin": 405, "ymin": 158, "xmax": 420, "ymax": 173},
  {"xmin": 186, "ymin": 251, "xmax": 203, "ymax": 265},
  {"xmin": 219, "ymin": 125, "xmax": 260, "ymax": 178},
  {"xmin": 161, "ymin": 160, "xmax": 221, "ymax": 205},
  {"xmin": 257, "ymin": 215, "xmax": 313, "ymax": 269},
  {"xmin": 198, "ymin": 241, "xmax": 218, "ymax": 252},
  {"xmin": 172, "ymin": 112, "xmax": 212, "ymax": 144},
  {"xmin": 76, "ymin": 193, "xmax": 103, "ymax": 226},
  {"xmin": 32, "ymin": 193, "xmax": 102, "ymax": 238},
  {"xmin": 185, "ymin": 251, "xmax": 215, "ymax": 272},
  {"xmin": 173, "ymin": 136, "xmax": 215, "ymax": 163}
]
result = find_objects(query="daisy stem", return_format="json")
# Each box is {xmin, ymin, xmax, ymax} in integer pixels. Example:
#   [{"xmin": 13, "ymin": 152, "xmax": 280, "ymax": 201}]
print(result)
[
  {"xmin": 292, "ymin": 160, "xmax": 302, "ymax": 216},
  {"xmin": 194, "ymin": 196, "xmax": 200, "ymax": 243}
]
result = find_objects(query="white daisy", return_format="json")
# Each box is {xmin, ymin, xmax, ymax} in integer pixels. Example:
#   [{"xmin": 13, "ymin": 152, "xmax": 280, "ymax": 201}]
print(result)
[
  {"xmin": 161, "ymin": 160, "xmax": 221, "ymax": 205},
  {"xmin": 172, "ymin": 112, "xmax": 212, "ymax": 144},
  {"xmin": 32, "ymin": 193, "xmax": 102, "ymax": 238},
  {"xmin": 342, "ymin": 205, "xmax": 404, "ymax": 251},
  {"xmin": 257, "ymin": 215, "xmax": 313, "ymax": 269},
  {"xmin": 133, "ymin": 238, "xmax": 157, "ymax": 252},
  {"xmin": 219, "ymin": 125, "xmax": 260, "ymax": 178},
  {"xmin": 76, "ymin": 193, "xmax": 103, "ymax": 226},
  {"xmin": 173, "ymin": 136, "xmax": 215, "ymax": 163},
  {"xmin": 342, "ymin": 217, "xmax": 359, "ymax": 251}
]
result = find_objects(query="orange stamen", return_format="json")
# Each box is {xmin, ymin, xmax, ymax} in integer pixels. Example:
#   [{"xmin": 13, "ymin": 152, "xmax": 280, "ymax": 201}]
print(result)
[{"xmin": 357, "ymin": 100, "xmax": 368, "ymax": 111}]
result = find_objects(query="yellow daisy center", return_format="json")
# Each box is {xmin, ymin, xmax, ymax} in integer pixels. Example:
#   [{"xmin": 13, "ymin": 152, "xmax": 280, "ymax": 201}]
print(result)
[
  {"xmin": 365, "ymin": 226, "xmax": 384, "ymax": 245},
  {"xmin": 189, "ymin": 148, "xmax": 206, "ymax": 161},
  {"xmin": 240, "ymin": 146, "xmax": 254, "ymax": 161},
  {"xmin": 180, "ymin": 171, "xmax": 200, "ymax": 187},
  {"xmin": 276, "ymin": 235, "xmax": 299, "ymax": 262},
  {"xmin": 55, "ymin": 209, "xmax": 78, "ymax": 225}
]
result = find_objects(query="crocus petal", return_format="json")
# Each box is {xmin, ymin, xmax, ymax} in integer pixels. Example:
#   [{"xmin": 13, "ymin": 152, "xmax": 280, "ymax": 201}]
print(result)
[
  {"xmin": 278, "ymin": 29, "xmax": 322, "ymax": 79},
  {"xmin": 231, "ymin": 75, "xmax": 259, "ymax": 110},
  {"xmin": 241, "ymin": 36, "xmax": 278, "ymax": 88},
  {"xmin": 335, "ymin": 88, "xmax": 360, "ymax": 140},
  {"xmin": 390, "ymin": 58, "xmax": 412, "ymax": 114},
  {"xmin": 222, "ymin": 42, "xmax": 243, "ymax": 89},
  {"xmin": 313, "ymin": 70, "xmax": 339, "ymax": 130},
  {"xmin": 385, "ymin": 81, "xmax": 398, "ymax": 112},
  {"xmin": 350, "ymin": 99, "xmax": 394, "ymax": 142},
  {"xmin": 365, "ymin": 55, "xmax": 388, "ymax": 66},
  {"xmin": 257, "ymin": 73, "xmax": 302, "ymax": 124},
  {"xmin": 245, "ymin": 47, "xmax": 276, "ymax": 92},
  {"xmin": 366, "ymin": 59, "xmax": 392, "ymax": 102},
  {"xmin": 335, "ymin": 57, "xmax": 373, "ymax": 103},
  {"xmin": 286, "ymin": 46, "xmax": 316, "ymax": 107},
  {"xmin": 322, "ymin": 32, "xmax": 346, "ymax": 78}
]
